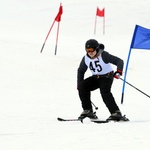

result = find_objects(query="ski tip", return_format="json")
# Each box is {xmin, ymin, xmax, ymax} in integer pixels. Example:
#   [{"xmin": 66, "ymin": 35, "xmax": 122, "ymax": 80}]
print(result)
[{"xmin": 57, "ymin": 117, "xmax": 64, "ymax": 121}]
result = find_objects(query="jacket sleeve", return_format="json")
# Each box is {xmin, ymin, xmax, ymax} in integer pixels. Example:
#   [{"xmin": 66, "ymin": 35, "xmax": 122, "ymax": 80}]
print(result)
[
  {"xmin": 77, "ymin": 56, "xmax": 88, "ymax": 85},
  {"xmin": 102, "ymin": 51, "xmax": 124, "ymax": 71}
]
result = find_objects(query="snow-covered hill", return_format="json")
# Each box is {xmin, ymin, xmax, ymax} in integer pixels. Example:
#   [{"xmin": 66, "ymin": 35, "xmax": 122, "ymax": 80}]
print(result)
[{"xmin": 0, "ymin": 0, "xmax": 150, "ymax": 150}]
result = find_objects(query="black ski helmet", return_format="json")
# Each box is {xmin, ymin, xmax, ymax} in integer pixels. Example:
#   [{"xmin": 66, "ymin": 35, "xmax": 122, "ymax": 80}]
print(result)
[
  {"xmin": 85, "ymin": 39, "xmax": 99, "ymax": 50},
  {"xmin": 85, "ymin": 39, "xmax": 105, "ymax": 57}
]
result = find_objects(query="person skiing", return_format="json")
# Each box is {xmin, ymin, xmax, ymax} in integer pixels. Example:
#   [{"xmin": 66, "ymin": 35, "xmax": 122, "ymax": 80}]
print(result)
[{"xmin": 77, "ymin": 39, "xmax": 128, "ymax": 121}]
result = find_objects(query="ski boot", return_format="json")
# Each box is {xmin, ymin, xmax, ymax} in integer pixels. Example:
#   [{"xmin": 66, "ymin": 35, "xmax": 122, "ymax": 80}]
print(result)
[
  {"xmin": 107, "ymin": 110, "xmax": 129, "ymax": 122},
  {"xmin": 78, "ymin": 109, "xmax": 98, "ymax": 120}
]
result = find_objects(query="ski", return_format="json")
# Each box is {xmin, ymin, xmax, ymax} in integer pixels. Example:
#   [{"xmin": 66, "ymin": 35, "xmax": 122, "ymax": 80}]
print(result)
[
  {"xmin": 57, "ymin": 117, "xmax": 81, "ymax": 122},
  {"xmin": 57, "ymin": 117, "xmax": 108, "ymax": 123},
  {"xmin": 91, "ymin": 119, "xmax": 108, "ymax": 123},
  {"xmin": 57, "ymin": 115, "xmax": 129, "ymax": 124}
]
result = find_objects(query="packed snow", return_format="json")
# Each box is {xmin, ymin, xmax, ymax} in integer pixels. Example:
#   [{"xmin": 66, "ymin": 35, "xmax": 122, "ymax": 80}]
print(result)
[{"xmin": 0, "ymin": 0, "xmax": 150, "ymax": 150}]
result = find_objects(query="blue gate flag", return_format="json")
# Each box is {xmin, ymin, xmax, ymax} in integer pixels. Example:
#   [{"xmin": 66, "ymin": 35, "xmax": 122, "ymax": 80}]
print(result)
[
  {"xmin": 121, "ymin": 25, "xmax": 150, "ymax": 104},
  {"xmin": 131, "ymin": 25, "xmax": 150, "ymax": 49}
]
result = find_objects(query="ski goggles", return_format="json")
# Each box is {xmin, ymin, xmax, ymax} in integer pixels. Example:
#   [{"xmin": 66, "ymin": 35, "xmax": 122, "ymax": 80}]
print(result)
[{"xmin": 86, "ymin": 48, "xmax": 96, "ymax": 53}]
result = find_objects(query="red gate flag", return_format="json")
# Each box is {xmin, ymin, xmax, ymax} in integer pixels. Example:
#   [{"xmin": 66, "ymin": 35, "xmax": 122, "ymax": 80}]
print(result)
[
  {"xmin": 94, "ymin": 7, "xmax": 105, "ymax": 35},
  {"xmin": 40, "ymin": 3, "xmax": 63, "ymax": 53},
  {"xmin": 131, "ymin": 25, "xmax": 150, "ymax": 49},
  {"xmin": 55, "ymin": 4, "xmax": 63, "ymax": 22},
  {"xmin": 96, "ymin": 7, "xmax": 104, "ymax": 17}
]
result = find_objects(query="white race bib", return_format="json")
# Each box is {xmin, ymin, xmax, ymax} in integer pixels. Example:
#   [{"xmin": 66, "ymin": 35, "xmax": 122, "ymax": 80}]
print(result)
[{"xmin": 84, "ymin": 55, "xmax": 113, "ymax": 75}]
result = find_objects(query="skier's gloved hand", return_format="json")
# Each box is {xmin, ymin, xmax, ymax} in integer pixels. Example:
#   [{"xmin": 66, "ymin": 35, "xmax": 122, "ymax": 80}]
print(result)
[{"xmin": 114, "ymin": 70, "xmax": 122, "ymax": 79}]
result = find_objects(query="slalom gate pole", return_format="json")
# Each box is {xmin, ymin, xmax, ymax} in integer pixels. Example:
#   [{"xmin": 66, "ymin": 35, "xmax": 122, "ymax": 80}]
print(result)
[
  {"xmin": 54, "ymin": 21, "xmax": 60, "ymax": 55},
  {"xmin": 40, "ymin": 20, "xmax": 55, "ymax": 53},
  {"xmin": 94, "ymin": 15, "xmax": 97, "ymax": 35},
  {"xmin": 120, "ymin": 78, "xmax": 150, "ymax": 98}
]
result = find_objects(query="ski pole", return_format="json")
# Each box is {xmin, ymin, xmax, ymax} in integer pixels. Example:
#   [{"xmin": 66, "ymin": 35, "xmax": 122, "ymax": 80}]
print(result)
[
  {"xmin": 91, "ymin": 101, "xmax": 98, "ymax": 110},
  {"xmin": 120, "ymin": 77, "xmax": 150, "ymax": 98}
]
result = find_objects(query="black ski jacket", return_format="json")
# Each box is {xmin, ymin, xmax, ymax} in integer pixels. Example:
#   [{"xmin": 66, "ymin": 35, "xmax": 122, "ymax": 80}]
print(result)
[{"xmin": 77, "ymin": 51, "xmax": 124, "ymax": 85}]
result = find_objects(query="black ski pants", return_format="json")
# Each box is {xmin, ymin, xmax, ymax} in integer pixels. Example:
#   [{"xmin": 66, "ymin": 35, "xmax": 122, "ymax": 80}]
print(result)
[{"xmin": 78, "ymin": 75, "xmax": 120, "ymax": 114}]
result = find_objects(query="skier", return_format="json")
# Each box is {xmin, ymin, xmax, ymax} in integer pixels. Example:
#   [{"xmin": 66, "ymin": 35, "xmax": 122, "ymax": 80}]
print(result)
[{"xmin": 77, "ymin": 39, "xmax": 127, "ymax": 121}]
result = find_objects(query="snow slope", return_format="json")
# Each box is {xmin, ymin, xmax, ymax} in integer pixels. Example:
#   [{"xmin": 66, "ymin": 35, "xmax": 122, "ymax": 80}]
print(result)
[{"xmin": 0, "ymin": 0, "xmax": 150, "ymax": 150}]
